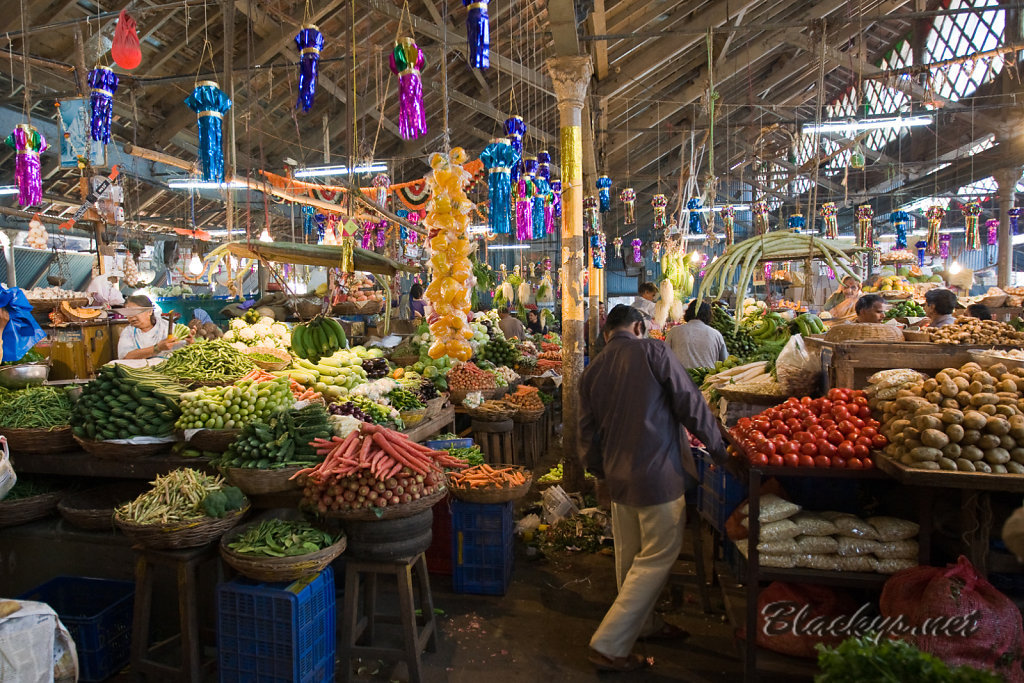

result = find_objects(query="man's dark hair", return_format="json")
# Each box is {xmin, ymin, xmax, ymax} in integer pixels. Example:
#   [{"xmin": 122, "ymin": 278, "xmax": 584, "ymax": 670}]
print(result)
[
  {"xmin": 498, "ymin": 306, "xmax": 510, "ymax": 316},
  {"xmin": 638, "ymin": 282, "xmax": 658, "ymax": 296},
  {"xmin": 605, "ymin": 304, "xmax": 645, "ymax": 330},
  {"xmin": 855, "ymin": 294, "xmax": 884, "ymax": 314},
  {"xmin": 967, "ymin": 303, "xmax": 992, "ymax": 320},
  {"xmin": 684, "ymin": 299, "xmax": 712, "ymax": 323},
  {"xmin": 925, "ymin": 288, "xmax": 957, "ymax": 315},
  {"xmin": 410, "ymin": 282, "xmax": 423, "ymax": 299}
]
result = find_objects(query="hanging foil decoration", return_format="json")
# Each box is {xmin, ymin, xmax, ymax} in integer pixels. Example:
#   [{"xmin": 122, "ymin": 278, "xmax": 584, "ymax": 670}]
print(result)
[
  {"xmin": 986, "ymin": 218, "xmax": 999, "ymax": 246},
  {"xmin": 524, "ymin": 157, "xmax": 546, "ymax": 239},
  {"xmin": 361, "ymin": 220, "xmax": 375, "ymax": 250},
  {"xmin": 820, "ymin": 202, "xmax": 838, "ymax": 239},
  {"xmin": 87, "ymin": 66, "xmax": 118, "ymax": 144},
  {"xmin": 890, "ymin": 211, "xmax": 909, "ymax": 250},
  {"xmin": 407, "ymin": 211, "xmax": 421, "ymax": 244},
  {"xmin": 464, "ymin": 0, "xmax": 489, "ymax": 69},
  {"xmin": 376, "ymin": 220, "xmax": 388, "ymax": 249},
  {"xmin": 301, "ymin": 205, "xmax": 317, "ymax": 237},
  {"xmin": 371, "ymin": 173, "xmax": 391, "ymax": 207},
  {"xmin": 480, "ymin": 137, "xmax": 518, "ymax": 235},
  {"xmin": 596, "ymin": 175, "xmax": 612, "ymax": 213},
  {"xmin": 651, "ymin": 194, "xmax": 668, "ymax": 229},
  {"xmin": 315, "ymin": 213, "xmax": 327, "ymax": 243},
  {"xmin": 515, "ymin": 169, "xmax": 533, "ymax": 240},
  {"xmin": 764, "ymin": 262, "xmax": 773, "ymax": 282},
  {"xmin": 753, "ymin": 200, "xmax": 770, "ymax": 236},
  {"xmin": 612, "ymin": 236, "xmax": 623, "ymax": 258},
  {"xmin": 855, "ymin": 204, "xmax": 874, "ymax": 248},
  {"xmin": 591, "ymin": 232, "xmax": 605, "ymax": 268},
  {"xmin": 962, "ymin": 201, "xmax": 982, "ymax": 250},
  {"xmin": 631, "ymin": 238, "xmax": 642, "ymax": 264},
  {"xmin": 940, "ymin": 234, "xmax": 951, "ymax": 259},
  {"xmin": 915, "ymin": 240, "xmax": 927, "ymax": 268},
  {"xmin": 583, "ymin": 196, "xmax": 599, "ymax": 235},
  {"xmin": 686, "ymin": 197, "xmax": 702, "ymax": 234},
  {"xmin": 720, "ymin": 205, "xmax": 735, "ymax": 246},
  {"xmin": 184, "ymin": 81, "xmax": 232, "ymax": 182},
  {"xmin": 550, "ymin": 179, "xmax": 562, "ymax": 223},
  {"xmin": 925, "ymin": 205, "xmax": 945, "ymax": 255},
  {"xmin": 504, "ymin": 116, "xmax": 526, "ymax": 180},
  {"xmin": 698, "ymin": 253, "xmax": 709, "ymax": 278},
  {"xmin": 5, "ymin": 124, "xmax": 47, "ymax": 207},
  {"xmin": 787, "ymin": 214, "xmax": 805, "ymax": 231},
  {"xmin": 651, "ymin": 241, "xmax": 662, "ymax": 260},
  {"xmin": 537, "ymin": 151, "xmax": 554, "ymax": 233},
  {"xmin": 294, "ymin": 25, "xmax": 324, "ymax": 112},
  {"xmin": 620, "ymin": 188, "xmax": 636, "ymax": 224},
  {"xmin": 1010, "ymin": 208, "xmax": 1021, "ymax": 235},
  {"xmin": 389, "ymin": 38, "xmax": 427, "ymax": 140}
]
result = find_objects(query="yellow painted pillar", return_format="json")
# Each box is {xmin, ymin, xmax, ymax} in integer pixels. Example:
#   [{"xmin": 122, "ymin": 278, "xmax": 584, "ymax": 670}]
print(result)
[{"xmin": 547, "ymin": 55, "xmax": 593, "ymax": 492}]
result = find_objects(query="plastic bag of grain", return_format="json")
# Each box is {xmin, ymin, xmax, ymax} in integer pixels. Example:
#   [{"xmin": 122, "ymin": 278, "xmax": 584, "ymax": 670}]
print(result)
[
  {"xmin": 740, "ymin": 493, "xmax": 800, "ymax": 523},
  {"xmin": 761, "ymin": 554, "xmax": 797, "ymax": 568},
  {"xmin": 796, "ymin": 554, "xmax": 841, "ymax": 570},
  {"xmin": 836, "ymin": 536, "xmax": 881, "ymax": 557},
  {"xmin": 790, "ymin": 511, "xmax": 838, "ymax": 537},
  {"xmin": 794, "ymin": 535, "xmax": 839, "ymax": 555},
  {"xmin": 757, "ymin": 538, "xmax": 800, "ymax": 554},
  {"xmin": 837, "ymin": 555, "xmax": 878, "ymax": 572},
  {"xmin": 749, "ymin": 518, "xmax": 801, "ymax": 542},
  {"xmin": 823, "ymin": 512, "xmax": 880, "ymax": 540},
  {"xmin": 876, "ymin": 558, "xmax": 917, "ymax": 574},
  {"xmin": 867, "ymin": 516, "xmax": 919, "ymax": 542},
  {"xmin": 874, "ymin": 539, "xmax": 919, "ymax": 560}
]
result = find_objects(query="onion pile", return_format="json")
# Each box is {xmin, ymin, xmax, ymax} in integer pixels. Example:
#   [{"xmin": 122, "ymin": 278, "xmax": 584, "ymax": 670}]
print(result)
[{"xmin": 447, "ymin": 361, "xmax": 497, "ymax": 391}]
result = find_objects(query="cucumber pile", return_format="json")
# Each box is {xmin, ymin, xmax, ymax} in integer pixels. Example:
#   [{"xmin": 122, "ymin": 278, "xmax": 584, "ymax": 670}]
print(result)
[
  {"xmin": 71, "ymin": 365, "xmax": 185, "ymax": 440},
  {"xmin": 291, "ymin": 316, "xmax": 348, "ymax": 364},
  {"xmin": 216, "ymin": 404, "xmax": 333, "ymax": 469},
  {"xmin": 175, "ymin": 377, "xmax": 293, "ymax": 430}
]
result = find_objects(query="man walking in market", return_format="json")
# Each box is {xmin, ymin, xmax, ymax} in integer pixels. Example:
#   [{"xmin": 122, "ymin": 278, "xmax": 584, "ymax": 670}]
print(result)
[{"xmin": 579, "ymin": 304, "xmax": 729, "ymax": 672}]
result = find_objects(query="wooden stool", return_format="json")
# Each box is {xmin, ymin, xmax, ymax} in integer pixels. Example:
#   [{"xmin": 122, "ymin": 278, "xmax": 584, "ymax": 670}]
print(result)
[
  {"xmin": 512, "ymin": 418, "xmax": 544, "ymax": 468},
  {"xmin": 339, "ymin": 553, "xmax": 438, "ymax": 683},
  {"xmin": 470, "ymin": 419, "xmax": 514, "ymax": 464},
  {"xmin": 130, "ymin": 543, "xmax": 218, "ymax": 682}
]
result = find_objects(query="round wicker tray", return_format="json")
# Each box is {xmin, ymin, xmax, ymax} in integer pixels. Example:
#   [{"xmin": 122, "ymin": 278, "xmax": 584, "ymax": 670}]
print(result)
[
  {"xmin": 466, "ymin": 402, "xmax": 516, "ymax": 422},
  {"xmin": 114, "ymin": 505, "xmax": 249, "ymax": 550},
  {"xmin": 320, "ymin": 487, "xmax": 446, "ymax": 521},
  {"xmin": 73, "ymin": 436, "xmax": 175, "ymax": 460},
  {"xmin": 247, "ymin": 346, "xmax": 291, "ymax": 372},
  {"xmin": 0, "ymin": 426, "xmax": 75, "ymax": 454},
  {"xmin": 57, "ymin": 482, "xmax": 149, "ymax": 531},
  {"xmin": 978, "ymin": 294, "xmax": 1008, "ymax": 309},
  {"xmin": 224, "ymin": 466, "xmax": 304, "ymax": 496},
  {"xmin": 824, "ymin": 322, "xmax": 905, "ymax": 343},
  {"xmin": 219, "ymin": 524, "xmax": 347, "ymax": 583},
  {"xmin": 511, "ymin": 407, "xmax": 545, "ymax": 423},
  {"xmin": 390, "ymin": 354, "xmax": 420, "ymax": 368},
  {"xmin": 187, "ymin": 429, "xmax": 242, "ymax": 453},
  {"xmin": 902, "ymin": 329, "xmax": 931, "ymax": 342},
  {"xmin": 716, "ymin": 387, "xmax": 788, "ymax": 405},
  {"xmin": 0, "ymin": 490, "xmax": 63, "ymax": 528},
  {"xmin": 968, "ymin": 350, "xmax": 1024, "ymax": 372},
  {"xmin": 333, "ymin": 300, "xmax": 383, "ymax": 316},
  {"xmin": 447, "ymin": 466, "xmax": 532, "ymax": 504}
]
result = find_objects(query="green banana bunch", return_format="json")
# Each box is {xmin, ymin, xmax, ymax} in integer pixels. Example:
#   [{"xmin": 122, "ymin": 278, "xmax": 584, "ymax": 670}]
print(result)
[
  {"xmin": 789, "ymin": 313, "xmax": 825, "ymax": 336},
  {"xmin": 291, "ymin": 316, "xmax": 348, "ymax": 364}
]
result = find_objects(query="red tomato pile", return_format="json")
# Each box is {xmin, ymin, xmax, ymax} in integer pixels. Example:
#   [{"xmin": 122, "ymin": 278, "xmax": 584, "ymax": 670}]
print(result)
[{"xmin": 729, "ymin": 389, "xmax": 887, "ymax": 469}]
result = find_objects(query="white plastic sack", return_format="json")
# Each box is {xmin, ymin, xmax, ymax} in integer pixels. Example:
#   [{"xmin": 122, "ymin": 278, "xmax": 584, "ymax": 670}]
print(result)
[
  {"xmin": 775, "ymin": 334, "xmax": 821, "ymax": 396},
  {"xmin": 0, "ymin": 436, "xmax": 14, "ymax": 501},
  {"xmin": 542, "ymin": 485, "xmax": 579, "ymax": 525}
]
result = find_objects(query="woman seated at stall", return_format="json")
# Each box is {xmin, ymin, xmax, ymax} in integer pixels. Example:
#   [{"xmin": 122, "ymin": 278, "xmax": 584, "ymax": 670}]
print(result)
[
  {"xmin": 824, "ymin": 276, "xmax": 862, "ymax": 321},
  {"xmin": 116, "ymin": 295, "xmax": 188, "ymax": 360},
  {"xmin": 923, "ymin": 288, "xmax": 958, "ymax": 328}
]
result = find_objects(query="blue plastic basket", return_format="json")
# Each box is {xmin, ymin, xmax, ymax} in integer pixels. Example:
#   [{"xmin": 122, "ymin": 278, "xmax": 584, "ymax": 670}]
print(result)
[
  {"xmin": 451, "ymin": 500, "xmax": 514, "ymax": 596},
  {"xmin": 424, "ymin": 438, "xmax": 474, "ymax": 451},
  {"xmin": 699, "ymin": 462, "xmax": 746, "ymax": 533},
  {"xmin": 217, "ymin": 568, "xmax": 335, "ymax": 683},
  {"xmin": 19, "ymin": 576, "xmax": 134, "ymax": 683}
]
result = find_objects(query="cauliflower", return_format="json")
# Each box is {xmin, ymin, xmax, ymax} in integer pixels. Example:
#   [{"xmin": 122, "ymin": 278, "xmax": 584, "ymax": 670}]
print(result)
[
  {"xmin": 270, "ymin": 323, "xmax": 287, "ymax": 337},
  {"xmin": 238, "ymin": 327, "xmax": 257, "ymax": 341},
  {"xmin": 223, "ymin": 330, "xmax": 237, "ymax": 342},
  {"xmin": 259, "ymin": 316, "xmax": 275, "ymax": 326},
  {"xmin": 230, "ymin": 341, "xmax": 247, "ymax": 351},
  {"xmin": 230, "ymin": 318, "xmax": 246, "ymax": 331}
]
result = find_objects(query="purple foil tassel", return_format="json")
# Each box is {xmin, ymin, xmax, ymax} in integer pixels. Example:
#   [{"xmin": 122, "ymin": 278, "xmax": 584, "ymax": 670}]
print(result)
[
  {"xmin": 361, "ymin": 221, "xmax": 374, "ymax": 250},
  {"xmin": 987, "ymin": 218, "xmax": 999, "ymax": 246},
  {"xmin": 294, "ymin": 25, "xmax": 324, "ymax": 112},
  {"xmin": 940, "ymin": 234, "xmax": 951, "ymax": 259},
  {"xmin": 463, "ymin": 0, "xmax": 489, "ymax": 69},
  {"xmin": 551, "ymin": 179, "xmax": 562, "ymax": 220},
  {"xmin": 5, "ymin": 124, "xmax": 47, "ymax": 207},
  {"xmin": 376, "ymin": 221, "xmax": 387, "ymax": 249},
  {"xmin": 88, "ymin": 66, "xmax": 118, "ymax": 144},
  {"xmin": 515, "ymin": 177, "xmax": 532, "ymax": 240},
  {"xmin": 544, "ymin": 204, "xmax": 554, "ymax": 234},
  {"xmin": 1010, "ymin": 208, "xmax": 1021, "ymax": 235},
  {"xmin": 390, "ymin": 38, "xmax": 427, "ymax": 140}
]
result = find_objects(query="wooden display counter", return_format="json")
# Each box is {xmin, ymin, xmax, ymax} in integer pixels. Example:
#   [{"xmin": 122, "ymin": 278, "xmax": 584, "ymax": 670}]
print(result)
[
  {"xmin": 11, "ymin": 450, "xmax": 214, "ymax": 479},
  {"xmin": 402, "ymin": 405, "xmax": 456, "ymax": 443},
  {"xmin": 44, "ymin": 320, "xmax": 129, "ymax": 380}
]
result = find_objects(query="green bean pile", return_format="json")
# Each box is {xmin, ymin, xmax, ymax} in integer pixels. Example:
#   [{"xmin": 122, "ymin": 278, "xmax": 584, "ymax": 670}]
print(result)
[
  {"xmin": 117, "ymin": 468, "xmax": 228, "ymax": 524},
  {"xmin": 156, "ymin": 340, "xmax": 256, "ymax": 383},
  {"xmin": 1, "ymin": 477, "xmax": 61, "ymax": 501},
  {"xmin": 227, "ymin": 519, "xmax": 335, "ymax": 557},
  {"xmin": 0, "ymin": 386, "xmax": 73, "ymax": 429}
]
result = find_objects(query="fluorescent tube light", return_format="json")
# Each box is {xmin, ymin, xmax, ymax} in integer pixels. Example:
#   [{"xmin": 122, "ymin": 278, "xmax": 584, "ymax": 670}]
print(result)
[
  {"xmin": 689, "ymin": 204, "xmax": 751, "ymax": 213},
  {"xmin": 0, "ymin": 185, "xmax": 18, "ymax": 196},
  {"xmin": 294, "ymin": 163, "xmax": 388, "ymax": 178},
  {"xmin": 487, "ymin": 244, "xmax": 530, "ymax": 251},
  {"xmin": 167, "ymin": 178, "xmax": 248, "ymax": 190},
  {"xmin": 803, "ymin": 114, "xmax": 933, "ymax": 135}
]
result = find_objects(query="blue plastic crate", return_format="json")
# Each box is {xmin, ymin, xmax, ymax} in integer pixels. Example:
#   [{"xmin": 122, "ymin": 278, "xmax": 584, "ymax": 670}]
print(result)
[
  {"xmin": 698, "ymin": 462, "xmax": 746, "ymax": 533},
  {"xmin": 19, "ymin": 576, "xmax": 134, "ymax": 683},
  {"xmin": 217, "ymin": 567, "xmax": 335, "ymax": 683},
  {"xmin": 424, "ymin": 437, "xmax": 474, "ymax": 451},
  {"xmin": 451, "ymin": 500, "xmax": 514, "ymax": 596}
]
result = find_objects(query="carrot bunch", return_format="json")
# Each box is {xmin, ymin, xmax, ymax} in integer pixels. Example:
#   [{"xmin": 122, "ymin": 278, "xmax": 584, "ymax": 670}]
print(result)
[
  {"xmin": 540, "ymin": 342, "xmax": 561, "ymax": 353},
  {"xmin": 536, "ymin": 358, "xmax": 562, "ymax": 371},
  {"xmin": 538, "ymin": 350, "xmax": 561, "ymax": 361},
  {"xmin": 448, "ymin": 463, "xmax": 529, "ymax": 490}
]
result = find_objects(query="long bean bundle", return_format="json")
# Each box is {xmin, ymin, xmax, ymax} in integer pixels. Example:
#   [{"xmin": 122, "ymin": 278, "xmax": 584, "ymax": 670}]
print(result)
[
  {"xmin": 156, "ymin": 339, "xmax": 256, "ymax": 383},
  {"xmin": 117, "ymin": 468, "xmax": 244, "ymax": 524},
  {"xmin": 0, "ymin": 386, "xmax": 73, "ymax": 429}
]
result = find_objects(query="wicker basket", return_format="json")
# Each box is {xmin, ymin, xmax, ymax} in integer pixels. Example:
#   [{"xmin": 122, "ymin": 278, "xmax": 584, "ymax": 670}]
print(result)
[
  {"xmin": 979, "ymin": 294, "xmax": 1008, "ymax": 309},
  {"xmin": 0, "ymin": 426, "xmax": 75, "ymax": 454},
  {"xmin": 219, "ymin": 524, "xmax": 347, "ymax": 583},
  {"xmin": 824, "ymin": 322, "xmax": 905, "ymax": 343},
  {"xmin": 246, "ymin": 346, "xmax": 291, "ymax": 372},
  {"xmin": 321, "ymin": 487, "xmax": 446, "ymax": 521},
  {"xmin": 187, "ymin": 429, "xmax": 242, "ymax": 453},
  {"xmin": 114, "ymin": 505, "xmax": 249, "ymax": 550},
  {"xmin": 400, "ymin": 408, "xmax": 428, "ymax": 427},
  {"xmin": 57, "ymin": 482, "xmax": 149, "ymax": 531},
  {"xmin": 224, "ymin": 466, "xmax": 304, "ymax": 496},
  {"xmin": 390, "ymin": 354, "xmax": 420, "ymax": 368},
  {"xmin": 0, "ymin": 491, "xmax": 62, "ymax": 528},
  {"xmin": 716, "ymin": 387, "xmax": 787, "ymax": 405},
  {"xmin": 467, "ymin": 401, "xmax": 516, "ymax": 422},
  {"xmin": 73, "ymin": 436, "xmax": 174, "ymax": 460},
  {"xmin": 294, "ymin": 299, "xmax": 323, "ymax": 319},
  {"xmin": 511, "ymin": 407, "xmax": 545, "ymax": 423},
  {"xmin": 902, "ymin": 329, "xmax": 931, "ymax": 342},
  {"xmin": 968, "ymin": 350, "xmax": 1024, "ymax": 372},
  {"xmin": 333, "ymin": 300, "xmax": 383, "ymax": 316},
  {"xmin": 447, "ymin": 465, "xmax": 532, "ymax": 504}
]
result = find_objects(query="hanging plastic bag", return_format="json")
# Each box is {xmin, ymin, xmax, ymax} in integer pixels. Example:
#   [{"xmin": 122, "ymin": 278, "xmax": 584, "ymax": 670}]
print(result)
[
  {"xmin": 111, "ymin": 9, "xmax": 141, "ymax": 70},
  {"xmin": 0, "ymin": 286, "xmax": 46, "ymax": 362},
  {"xmin": 775, "ymin": 334, "xmax": 821, "ymax": 396},
  {"xmin": 0, "ymin": 436, "xmax": 14, "ymax": 501}
]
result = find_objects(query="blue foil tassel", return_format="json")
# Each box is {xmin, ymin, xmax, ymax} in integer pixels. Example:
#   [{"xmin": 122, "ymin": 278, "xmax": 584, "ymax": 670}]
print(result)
[
  {"xmin": 294, "ymin": 25, "xmax": 324, "ymax": 112},
  {"xmin": 88, "ymin": 66, "xmax": 118, "ymax": 144},
  {"xmin": 504, "ymin": 116, "xmax": 526, "ymax": 181},
  {"xmin": 686, "ymin": 197, "xmax": 702, "ymax": 234},
  {"xmin": 464, "ymin": 0, "xmax": 489, "ymax": 69},
  {"xmin": 915, "ymin": 240, "xmax": 927, "ymax": 267},
  {"xmin": 480, "ymin": 138, "xmax": 519, "ymax": 235},
  {"xmin": 184, "ymin": 81, "xmax": 232, "ymax": 182},
  {"xmin": 890, "ymin": 210, "xmax": 910, "ymax": 250},
  {"xmin": 596, "ymin": 175, "xmax": 612, "ymax": 213}
]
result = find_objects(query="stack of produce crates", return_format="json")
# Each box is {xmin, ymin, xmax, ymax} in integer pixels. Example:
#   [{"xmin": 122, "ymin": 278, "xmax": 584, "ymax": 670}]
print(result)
[
  {"xmin": 217, "ymin": 568, "xmax": 335, "ymax": 683},
  {"xmin": 451, "ymin": 500, "xmax": 514, "ymax": 595},
  {"xmin": 18, "ymin": 576, "xmax": 135, "ymax": 683}
]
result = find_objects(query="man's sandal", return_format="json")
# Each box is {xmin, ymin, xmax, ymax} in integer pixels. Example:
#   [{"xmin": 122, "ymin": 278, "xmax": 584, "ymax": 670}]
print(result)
[
  {"xmin": 637, "ymin": 622, "xmax": 690, "ymax": 642},
  {"xmin": 587, "ymin": 649, "xmax": 652, "ymax": 672}
]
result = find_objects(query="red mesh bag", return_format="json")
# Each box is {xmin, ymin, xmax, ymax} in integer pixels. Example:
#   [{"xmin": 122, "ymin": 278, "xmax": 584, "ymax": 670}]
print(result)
[
  {"xmin": 112, "ymin": 10, "xmax": 141, "ymax": 70},
  {"xmin": 748, "ymin": 582, "xmax": 858, "ymax": 659},
  {"xmin": 880, "ymin": 555, "xmax": 1024, "ymax": 682}
]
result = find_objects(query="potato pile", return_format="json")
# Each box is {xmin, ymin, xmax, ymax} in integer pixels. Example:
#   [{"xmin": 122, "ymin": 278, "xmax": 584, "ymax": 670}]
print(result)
[
  {"xmin": 874, "ymin": 361, "xmax": 1024, "ymax": 473},
  {"xmin": 929, "ymin": 317, "xmax": 1024, "ymax": 345}
]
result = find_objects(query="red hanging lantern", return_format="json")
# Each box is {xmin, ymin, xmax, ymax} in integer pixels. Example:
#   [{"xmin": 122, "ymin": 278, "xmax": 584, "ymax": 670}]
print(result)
[{"xmin": 111, "ymin": 9, "xmax": 142, "ymax": 70}]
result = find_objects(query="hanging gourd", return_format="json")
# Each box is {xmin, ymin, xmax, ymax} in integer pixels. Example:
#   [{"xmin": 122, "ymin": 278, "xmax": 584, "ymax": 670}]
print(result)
[
  {"xmin": 504, "ymin": 116, "xmax": 526, "ymax": 180},
  {"xmin": 294, "ymin": 25, "xmax": 324, "ymax": 112},
  {"xmin": 480, "ymin": 137, "xmax": 518, "ymax": 235},
  {"xmin": 111, "ymin": 9, "xmax": 141, "ymax": 70},
  {"xmin": 820, "ymin": 202, "xmax": 838, "ymax": 239},
  {"xmin": 925, "ymin": 205, "xmax": 945, "ymax": 255},
  {"xmin": 5, "ymin": 124, "xmax": 47, "ymax": 207},
  {"xmin": 849, "ymin": 142, "xmax": 865, "ymax": 170},
  {"xmin": 184, "ymin": 81, "xmax": 232, "ymax": 182},
  {"xmin": 962, "ymin": 201, "xmax": 982, "ymax": 251},
  {"xmin": 88, "ymin": 66, "xmax": 118, "ymax": 144},
  {"xmin": 596, "ymin": 175, "xmax": 612, "ymax": 213},
  {"xmin": 464, "ymin": 0, "xmax": 489, "ymax": 69},
  {"xmin": 389, "ymin": 38, "xmax": 427, "ymax": 140}
]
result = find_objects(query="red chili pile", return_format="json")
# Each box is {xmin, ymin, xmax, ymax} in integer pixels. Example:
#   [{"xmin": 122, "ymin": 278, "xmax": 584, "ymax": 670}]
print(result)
[{"xmin": 729, "ymin": 389, "xmax": 887, "ymax": 469}]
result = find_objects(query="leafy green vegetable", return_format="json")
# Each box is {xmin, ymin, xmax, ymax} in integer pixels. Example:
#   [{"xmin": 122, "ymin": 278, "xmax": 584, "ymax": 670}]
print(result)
[
  {"xmin": 816, "ymin": 634, "xmax": 1001, "ymax": 683},
  {"xmin": 1, "ymin": 349, "xmax": 45, "ymax": 366},
  {"xmin": 228, "ymin": 519, "xmax": 335, "ymax": 557},
  {"xmin": 201, "ymin": 485, "xmax": 246, "ymax": 518},
  {"xmin": 1, "ymin": 477, "xmax": 61, "ymax": 501}
]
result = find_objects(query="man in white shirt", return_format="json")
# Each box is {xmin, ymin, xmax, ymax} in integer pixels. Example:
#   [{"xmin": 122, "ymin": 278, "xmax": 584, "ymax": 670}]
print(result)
[
  {"xmin": 630, "ymin": 282, "xmax": 657, "ymax": 329},
  {"xmin": 86, "ymin": 271, "xmax": 125, "ymax": 308},
  {"xmin": 497, "ymin": 307, "xmax": 527, "ymax": 340}
]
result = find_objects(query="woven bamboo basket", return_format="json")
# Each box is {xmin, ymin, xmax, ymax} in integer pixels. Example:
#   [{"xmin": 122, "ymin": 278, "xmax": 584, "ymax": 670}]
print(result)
[
  {"xmin": 321, "ymin": 486, "xmax": 446, "ymax": 521},
  {"xmin": 979, "ymin": 294, "xmax": 1008, "ymax": 308},
  {"xmin": 73, "ymin": 436, "xmax": 174, "ymax": 460},
  {"xmin": 511, "ymin": 406, "xmax": 545, "ymax": 423},
  {"xmin": 219, "ymin": 524, "xmax": 347, "ymax": 583},
  {"xmin": 449, "ymin": 387, "xmax": 497, "ymax": 404},
  {"xmin": 902, "ymin": 329, "xmax": 931, "ymax": 342},
  {"xmin": 246, "ymin": 347, "xmax": 291, "ymax": 372},
  {"xmin": 57, "ymin": 482, "xmax": 149, "ymax": 531},
  {"xmin": 824, "ymin": 323, "xmax": 905, "ymax": 343},
  {"xmin": 447, "ymin": 465, "xmax": 532, "ymax": 504},
  {"xmin": 224, "ymin": 466, "xmax": 304, "ymax": 495},
  {"xmin": 466, "ymin": 401, "xmax": 516, "ymax": 422},
  {"xmin": 187, "ymin": 429, "xmax": 242, "ymax": 453},
  {"xmin": 114, "ymin": 505, "xmax": 249, "ymax": 550},
  {"xmin": 0, "ymin": 426, "xmax": 75, "ymax": 454},
  {"xmin": 0, "ymin": 490, "xmax": 62, "ymax": 528},
  {"xmin": 389, "ymin": 354, "xmax": 420, "ymax": 368}
]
